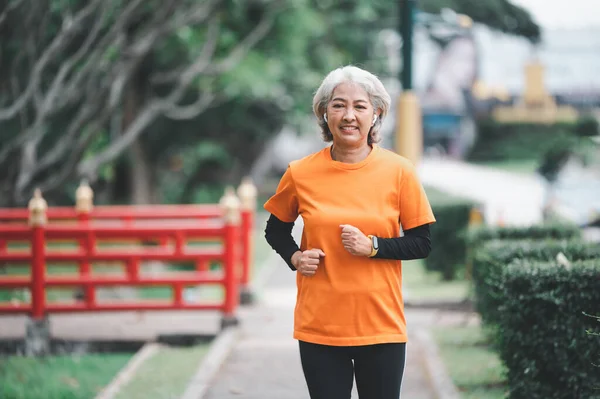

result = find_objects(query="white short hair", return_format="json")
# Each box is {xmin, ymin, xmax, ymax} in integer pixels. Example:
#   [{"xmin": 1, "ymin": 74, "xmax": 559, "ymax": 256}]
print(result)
[{"xmin": 312, "ymin": 65, "xmax": 391, "ymax": 144}]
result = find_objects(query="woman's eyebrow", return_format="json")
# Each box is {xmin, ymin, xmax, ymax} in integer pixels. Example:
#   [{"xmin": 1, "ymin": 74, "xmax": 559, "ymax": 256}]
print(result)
[{"xmin": 331, "ymin": 97, "xmax": 369, "ymax": 103}]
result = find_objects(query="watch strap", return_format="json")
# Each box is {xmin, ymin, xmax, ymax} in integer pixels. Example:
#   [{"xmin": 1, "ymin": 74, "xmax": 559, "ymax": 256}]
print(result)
[{"xmin": 367, "ymin": 235, "xmax": 379, "ymax": 257}]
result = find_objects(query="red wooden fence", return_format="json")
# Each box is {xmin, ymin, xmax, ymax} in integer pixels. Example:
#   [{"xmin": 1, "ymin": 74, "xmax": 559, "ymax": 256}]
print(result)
[{"xmin": 0, "ymin": 179, "xmax": 257, "ymax": 326}]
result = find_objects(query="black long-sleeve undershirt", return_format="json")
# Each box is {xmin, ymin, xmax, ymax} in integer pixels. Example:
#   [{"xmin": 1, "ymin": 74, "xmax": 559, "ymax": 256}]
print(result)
[{"xmin": 264, "ymin": 213, "xmax": 431, "ymax": 271}]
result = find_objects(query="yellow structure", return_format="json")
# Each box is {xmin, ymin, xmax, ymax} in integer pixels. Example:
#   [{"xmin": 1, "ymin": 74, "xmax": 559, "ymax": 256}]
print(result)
[
  {"xmin": 523, "ymin": 61, "xmax": 548, "ymax": 106},
  {"xmin": 490, "ymin": 60, "xmax": 579, "ymax": 124},
  {"xmin": 395, "ymin": 91, "xmax": 423, "ymax": 165}
]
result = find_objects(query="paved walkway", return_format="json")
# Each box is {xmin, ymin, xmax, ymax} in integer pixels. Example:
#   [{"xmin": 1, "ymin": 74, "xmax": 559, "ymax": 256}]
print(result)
[
  {"xmin": 202, "ymin": 254, "xmax": 473, "ymax": 399},
  {"xmin": 202, "ymin": 157, "xmax": 546, "ymax": 399}
]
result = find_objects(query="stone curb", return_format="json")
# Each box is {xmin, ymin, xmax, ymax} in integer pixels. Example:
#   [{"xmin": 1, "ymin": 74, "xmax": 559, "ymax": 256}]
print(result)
[
  {"xmin": 415, "ymin": 329, "xmax": 461, "ymax": 399},
  {"xmin": 94, "ymin": 342, "xmax": 162, "ymax": 399},
  {"xmin": 179, "ymin": 326, "xmax": 241, "ymax": 399},
  {"xmin": 95, "ymin": 253, "xmax": 275, "ymax": 399}
]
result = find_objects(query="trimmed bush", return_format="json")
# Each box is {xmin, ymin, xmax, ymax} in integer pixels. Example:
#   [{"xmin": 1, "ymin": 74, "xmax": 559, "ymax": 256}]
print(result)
[
  {"xmin": 496, "ymin": 259, "xmax": 600, "ymax": 399},
  {"xmin": 425, "ymin": 187, "xmax": 478, "ymax": 280},
  {"xmin": 468, "ymin": 119, "xmax": 577, "ymax": 162},
  {"xmin": 467, "ymin": 223, "xmax": 582, "ymax": 252},
  {"xmin": 574, "ymin": 116, "xmax": 600, "ymax": 137},
  {"xmin": 472, "ymin": 239, "xmax": 600, "ymax": 328}
]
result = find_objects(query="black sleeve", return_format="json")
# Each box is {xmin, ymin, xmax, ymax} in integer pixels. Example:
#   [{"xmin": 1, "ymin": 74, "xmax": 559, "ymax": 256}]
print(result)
[
  {"xmin": 373, "ymin": 224, "xmax": 432, "ymax": 260},
  {"xmin": 264, "ymin": 213, "xmax": 301, "ymax": 271}
]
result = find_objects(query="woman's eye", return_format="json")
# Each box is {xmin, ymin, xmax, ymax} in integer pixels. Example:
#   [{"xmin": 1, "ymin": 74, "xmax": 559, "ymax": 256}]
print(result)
[{"xmin": 332, "ymin": 104, "xmax": 344, "ymax": 108}]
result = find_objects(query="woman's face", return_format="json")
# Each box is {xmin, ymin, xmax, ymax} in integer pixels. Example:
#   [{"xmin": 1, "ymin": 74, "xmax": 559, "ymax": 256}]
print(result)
[{"xmin": 326, "ymin": 82, "xmax": 377, "ymax": 148}]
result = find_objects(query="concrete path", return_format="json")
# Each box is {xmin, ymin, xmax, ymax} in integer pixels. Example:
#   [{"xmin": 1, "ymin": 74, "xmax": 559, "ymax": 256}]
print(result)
[
  {"xmin": 0, "ymin": 311, "xmax": 221, "ymax": 341},
  {"xmin": 202, "ymin": 255, "xmax": 459, "ymax": 399},
  {"xmin": 418, "ymin": 157, "xmax": 546, "ymax": 226}
]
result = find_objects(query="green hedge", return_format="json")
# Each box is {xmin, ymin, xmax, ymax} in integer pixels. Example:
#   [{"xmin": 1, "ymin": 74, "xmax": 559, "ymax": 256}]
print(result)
[
  {"xmin": 496, "ymin": 259, "xmax": 600, "ymax": 399},
  {"xmin": 467, "ymin": 119, "xmax": 578, "ymax": 162},
  {"xmin": 424, "ymin": 187, "xmax": 478, "ymax": 280},
  {"xmin": 472, "ymin": 239, "xmax": 600, "ymax": 328},
  {"xmin": 467, "ymin": 223, "xmax": 582, "ymax": 251}
]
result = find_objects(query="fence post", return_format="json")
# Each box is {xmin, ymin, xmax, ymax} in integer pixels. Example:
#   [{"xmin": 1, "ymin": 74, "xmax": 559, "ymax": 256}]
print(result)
[
  {"xmin": 75, "ymin": 180, "xmax": 95, "ymax": 306},
  {"xmin": 76, "ymin": 179, "xmax": 94, "ymax": 222},
  {"xmin": 219, "ymin": 187, "xmax": 240, "ymax": 329},
  {"xmin": 27, "ymin": 188, "xmax": 49, "ymax": 356},
  {"xmin": 237, "ymin": 176, "xmax": 257, "ymax": 305}
]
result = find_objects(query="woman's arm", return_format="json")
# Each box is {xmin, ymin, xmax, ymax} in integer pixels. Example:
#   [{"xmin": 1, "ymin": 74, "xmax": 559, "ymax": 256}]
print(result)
[
  {"xmin": 264, "ymin": 213, "xmax": 301, "ymax": 270},
  {"xmin": 266, "ymin": 213, "xmax": 431, "ymax": 265},
  {"xmin": 373, "ymin": 224, "xmax": 431, "ymax": 260}
]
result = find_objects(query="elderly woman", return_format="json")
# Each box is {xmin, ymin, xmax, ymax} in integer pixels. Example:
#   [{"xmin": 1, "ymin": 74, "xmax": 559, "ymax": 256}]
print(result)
[{"xmin": 264, "ymin": 65, "xmax": 435, "ymax": 399}]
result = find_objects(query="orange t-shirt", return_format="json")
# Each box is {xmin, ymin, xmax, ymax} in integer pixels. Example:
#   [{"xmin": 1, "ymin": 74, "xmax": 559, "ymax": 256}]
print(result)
[{"xmin": 264, "ymin": 145, "xmax": 435, "ymax": 346}]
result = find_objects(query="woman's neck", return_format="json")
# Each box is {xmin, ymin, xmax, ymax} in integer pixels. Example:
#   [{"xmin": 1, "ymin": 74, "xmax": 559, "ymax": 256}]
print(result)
[{"xmin": 331, "ymin": 143, "xmax": 372, "ymax": 164}]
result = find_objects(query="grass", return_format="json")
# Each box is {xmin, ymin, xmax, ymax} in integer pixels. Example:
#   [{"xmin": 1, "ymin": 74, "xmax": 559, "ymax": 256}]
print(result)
[
  {"xmin": 432, "ymin": 325, "xmax": 507, "ymax": 399},
  {"xmin": 0, "ymin": 352, "xmax": 132, "ymax": 399},
  {"xmin": 0, "ymin": 212, "xmax": 269, "ymax": 398},
  {"xmin": 115, "ymin": 343, "xmax": 210, "ymax": 399},
  {"xmin": 402, "ymin": 259, "xmax": 470, "ymax": 302},
  {"xmin": 473, "ymin": 159, "xmax": 539, "ymax": 175}
]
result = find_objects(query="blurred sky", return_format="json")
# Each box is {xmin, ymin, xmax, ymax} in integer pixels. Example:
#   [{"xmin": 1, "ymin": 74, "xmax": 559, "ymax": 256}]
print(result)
[{"xmin": 512, "ymin": 0, "xmax": 600, "ymax": 29}]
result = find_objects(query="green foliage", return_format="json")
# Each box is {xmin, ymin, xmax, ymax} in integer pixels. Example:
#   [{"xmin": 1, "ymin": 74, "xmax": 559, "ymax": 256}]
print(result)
[
  {"xmin": 467, "ymin": 119, "xmax": 579, "ymax": 163},
  {"xmin": 536, "ymin": 135, "xmax": 580, "ymax": 182},
  {"xmin": 0, "ymin": 0, "xmax": 542, "ymax": 206},
  {"xmin": 146, "ymin": 96, "xmax": 285, "ymax": 204},
  {"xmin": 0, "ymin": 353, "xmax": 131, "ymax": 399},
  {"xmin": 419, "ymin": 0, "xmax": 541, "ymax": 43},
  {"xmin": 472, "ymin": 239, "xmax": 600, "ymax": 328},
  {"xmin": 467, "ymin": 222, "xmax": 582, "ymax": 250},
  {"xmin": 424, "ymin": 187, "xmax": 478, "ymax": 280},
  {"xmin": 156, "ymin": 140, "xmax": 230, "ymax": 204},
  {"xmin": 468, "ymin": 119, "xmax": 598, "ymax": 184},
  {"xmin": 575, "ymin": 116, "xmax": 600, "ymax": 138},
  {"xmin": 496, "ymin": 259, "xmax": 600, "ymax": 399}
]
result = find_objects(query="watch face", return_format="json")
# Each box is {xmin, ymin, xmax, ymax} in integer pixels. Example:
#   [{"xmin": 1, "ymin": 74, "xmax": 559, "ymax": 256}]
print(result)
[{"xmin": 372, "ymin": 236, "xmax": 379, "ymax": 250}]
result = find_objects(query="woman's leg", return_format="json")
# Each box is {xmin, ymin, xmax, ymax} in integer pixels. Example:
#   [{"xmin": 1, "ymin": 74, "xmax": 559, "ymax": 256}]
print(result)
[
  {"xmin": 298, "ymin": 341, "xmax": 354, "ymax": 399},
  {"xmin": 353, "ymin": 343, "xmax": 406, "ymax": 399}
]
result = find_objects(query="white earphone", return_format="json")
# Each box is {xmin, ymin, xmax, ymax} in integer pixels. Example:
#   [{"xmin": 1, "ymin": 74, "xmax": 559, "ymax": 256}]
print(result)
[{"xmin": 323, "ymin": 113, "xmax": 328, "ymax": 123}]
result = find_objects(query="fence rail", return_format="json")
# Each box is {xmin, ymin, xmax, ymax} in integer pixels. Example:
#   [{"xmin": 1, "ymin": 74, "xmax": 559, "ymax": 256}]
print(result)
[{"xmin": 0, "ymin": 178, "xmax": 257, "ymax": 334}]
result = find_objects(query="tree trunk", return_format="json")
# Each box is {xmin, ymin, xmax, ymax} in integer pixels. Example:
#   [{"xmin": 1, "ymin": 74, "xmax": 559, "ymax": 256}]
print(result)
[
  {"xmin": 122, "ymin": 71, "xmax": 154, "ymax": 205},
  {"xmin": 129, "ymin": 139, "xmax": 153, "ymax": 204}
]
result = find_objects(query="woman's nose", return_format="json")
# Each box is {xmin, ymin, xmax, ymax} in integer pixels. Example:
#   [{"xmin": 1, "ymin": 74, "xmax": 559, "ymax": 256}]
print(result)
[{"xmin": 343, "ymin": 109, "xmax": 355, "ymax": 121}]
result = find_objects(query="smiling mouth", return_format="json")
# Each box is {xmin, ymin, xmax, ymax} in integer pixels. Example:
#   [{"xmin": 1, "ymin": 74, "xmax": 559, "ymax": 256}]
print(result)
[{"xmin": 340, "ymin": 126, "xmax": 358, "ymax": 133}]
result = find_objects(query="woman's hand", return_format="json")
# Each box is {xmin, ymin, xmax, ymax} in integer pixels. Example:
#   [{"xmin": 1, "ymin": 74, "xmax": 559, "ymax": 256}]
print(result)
[
  {"xmin": 291, "ymin": 249, "xmax": 326, "ymax": 276},
  {"xmin": 340, "ymin": 224, "xmax": 372, "ymax": 256}
]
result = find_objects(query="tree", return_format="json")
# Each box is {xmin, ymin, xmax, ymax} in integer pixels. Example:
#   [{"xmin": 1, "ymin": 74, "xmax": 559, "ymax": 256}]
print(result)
[
  {"xmin": 0, "ymin": 0, "xmax": 284, "ymax": 205},
  {"xmin": 0, "ymin": 0, "xmax": 540, "ymax": 206},
  {"xmin": 419, "ymin": 0, "xmax": 541, "ymax": 43}
]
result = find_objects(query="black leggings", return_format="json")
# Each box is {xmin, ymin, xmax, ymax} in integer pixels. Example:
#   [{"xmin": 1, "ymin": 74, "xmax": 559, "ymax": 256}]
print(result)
[{"xmin": 299, "ymin": 341, "xmax": 407, "ymax": 399}]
